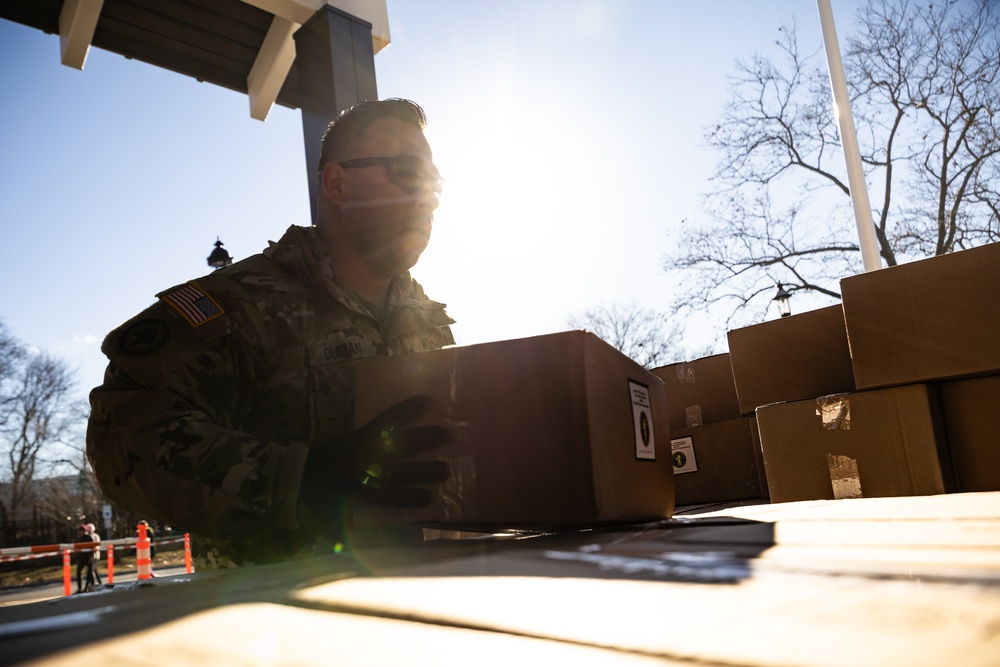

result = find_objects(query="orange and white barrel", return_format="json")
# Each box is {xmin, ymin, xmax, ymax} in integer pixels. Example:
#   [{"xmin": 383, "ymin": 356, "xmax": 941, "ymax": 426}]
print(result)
[{"xmin": 136, "ymin": 523, "xmax": 152, "ymax": 580}]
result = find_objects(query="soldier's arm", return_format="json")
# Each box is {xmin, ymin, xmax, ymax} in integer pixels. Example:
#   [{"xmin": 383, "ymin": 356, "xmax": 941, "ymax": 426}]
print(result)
[{"xmin": 86, "ymin": 290, "xmax": 308, "ymax": 542}]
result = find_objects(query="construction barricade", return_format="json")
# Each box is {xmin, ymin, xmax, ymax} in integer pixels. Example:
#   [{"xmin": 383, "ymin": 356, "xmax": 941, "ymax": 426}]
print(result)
[{"xmin": 0, "ymin": 533, "xmax": 194, "ymax": 595}]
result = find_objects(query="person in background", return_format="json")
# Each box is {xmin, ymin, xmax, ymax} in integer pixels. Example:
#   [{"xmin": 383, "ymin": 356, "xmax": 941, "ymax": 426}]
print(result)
[
  {"xmin": 137, "ymin": 519, "xmax": 156, "ymax": 560},
  {"xmin": 87, "ymin": 99, "xmax": 455, "ymax": 568},
  {"xmin": 74, "ymin": 524, "xmax": 97, "ymax": 593},
  {"xmin": 86, "ymin": 522, "xmax": 102, "ymax": 587}
]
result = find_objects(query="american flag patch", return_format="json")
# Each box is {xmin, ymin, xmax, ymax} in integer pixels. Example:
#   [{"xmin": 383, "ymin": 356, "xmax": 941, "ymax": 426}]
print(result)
[{"xmin": 160, "ymin": 281, "xmax": 224, "ymax": 327}]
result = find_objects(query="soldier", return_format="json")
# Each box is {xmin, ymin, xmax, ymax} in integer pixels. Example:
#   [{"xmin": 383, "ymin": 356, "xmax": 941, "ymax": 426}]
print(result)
[{"xmin": 87, "ymin": 99, "xmax": 455, "ymax": 567}]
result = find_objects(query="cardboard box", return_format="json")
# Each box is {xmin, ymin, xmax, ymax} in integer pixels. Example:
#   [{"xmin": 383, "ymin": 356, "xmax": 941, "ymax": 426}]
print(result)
[
  {"xmin": 353, "ymin": 331, "xmax": 675, "ymax": 527},
  {"xmin": 939, "ymin": 375, "xmax": 1000, "ymax": 492},
  {"xmin": 670, "ymin": 417, "xmax": 768, "ymax": 506},
  {"xmin": 842, "ymin": 242, "xmax": 1000, "ymax": 389},
  {"xmin": 727, "ymin": 305, "xmax": 855, "ymax": 415},
  {"xmin": 652, "ymin": 353, "xmax": 742, "ymax": 430},
  {"xmin": 755, "ymin": 384, "xmax": 954, "ymax": 503}
]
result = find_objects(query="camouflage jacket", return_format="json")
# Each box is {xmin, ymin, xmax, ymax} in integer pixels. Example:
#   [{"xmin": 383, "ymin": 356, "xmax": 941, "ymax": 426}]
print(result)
[{"xmin": 87, "ymin": 225, "xmax": 455, "ymax": 564}]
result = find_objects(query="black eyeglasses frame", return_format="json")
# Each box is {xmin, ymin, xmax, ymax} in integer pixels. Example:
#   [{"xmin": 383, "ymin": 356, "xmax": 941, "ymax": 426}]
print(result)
[{"xmin": 338, "ymin": 156, "xmax": 443, "ymax": 195}]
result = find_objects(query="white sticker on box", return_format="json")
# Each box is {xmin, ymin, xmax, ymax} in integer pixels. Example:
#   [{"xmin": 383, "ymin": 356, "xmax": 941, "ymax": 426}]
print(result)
[
  {"xmin": 671, "ymin": 437, "xmax": 698, "ymax": 474},
  {"xmin": 629, "ymin": 380, "xmax": 656, "ymax": 460}
]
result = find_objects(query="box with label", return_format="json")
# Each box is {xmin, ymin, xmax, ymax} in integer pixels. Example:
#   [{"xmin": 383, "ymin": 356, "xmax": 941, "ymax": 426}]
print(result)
[
  {"xmin": 939, "ymin": 374, "xmax": 1000, "ymax": 492},
  {"xmin": 755, "ymin": 384, "xmax": 954, "ymax": 503},
  {"xmin": 841, "ymin": 242, "xmax": 1000, "ymax": 390},
  {"xmin": 353, "ymin": 330, "xmax": 674, "ymax": 526},
  {"xmin": 670, "ymin": 417, "xmax": 768, "ymax": 506},
  {"xmin": 727, "ymin": 305, "xmax": 855, "ymax": 415},
  {"xmin": 652, "ymin": 353, "xmax": 742, "ymax": 431}
]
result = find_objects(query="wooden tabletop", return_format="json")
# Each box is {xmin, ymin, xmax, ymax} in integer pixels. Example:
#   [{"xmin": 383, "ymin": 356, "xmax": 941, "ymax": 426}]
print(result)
[{"xmin": 7, "ymin": 492, "xmax": 1000, "ymax": 666}]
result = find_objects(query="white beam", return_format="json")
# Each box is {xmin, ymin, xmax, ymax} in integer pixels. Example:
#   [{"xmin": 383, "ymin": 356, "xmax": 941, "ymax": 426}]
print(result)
[
  {"xmin": 243, "ymin": 0, "xmax": 320, "ymax": 25},
  {"xmin": 59, "ymin": 0, "xmax": 105, "ymax": 69},
  {"xmin": 242, "ymin": 0, "xmax": 390, "ymax": 53},
  {"xmin": 248, "ymin": 16, "xmax": 298, "ymax": 121}
]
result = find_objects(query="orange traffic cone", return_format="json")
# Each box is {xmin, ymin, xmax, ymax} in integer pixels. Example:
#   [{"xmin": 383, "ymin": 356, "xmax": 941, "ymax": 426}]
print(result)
[
  {"xmin": 184, "ymin": 533, "xmax": 193, "ymax": 573},
  {"xmin": 136, "ymin": 523, "xmax": 152, "ymax": 580},
  {"xmin": 62, "ymin": 549, "xmax": 71, "ymax": 596}
]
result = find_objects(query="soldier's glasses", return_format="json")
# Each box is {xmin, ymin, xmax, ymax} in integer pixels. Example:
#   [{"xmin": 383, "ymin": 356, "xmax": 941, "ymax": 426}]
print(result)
[{"xmin": 339, "ymin": 156, "xmax": 443, "ymax": 195}]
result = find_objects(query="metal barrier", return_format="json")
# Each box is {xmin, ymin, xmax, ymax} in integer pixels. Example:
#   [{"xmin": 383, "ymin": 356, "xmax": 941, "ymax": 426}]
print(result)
[{"xmin": 0, "ymin": 535, "xmax": 194, "ymax": 595}]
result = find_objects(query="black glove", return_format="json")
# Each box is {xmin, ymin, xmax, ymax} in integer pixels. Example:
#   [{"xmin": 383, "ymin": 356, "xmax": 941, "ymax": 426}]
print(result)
[{"xmin": 297, "ymin": 395, "xmax": 450, "ymax": 536}]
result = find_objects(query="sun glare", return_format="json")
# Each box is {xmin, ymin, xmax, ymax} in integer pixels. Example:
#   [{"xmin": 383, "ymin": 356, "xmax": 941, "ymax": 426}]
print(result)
[{"xmin": 417, "ymin": 104, "xmax": 598, "ymax": 345}]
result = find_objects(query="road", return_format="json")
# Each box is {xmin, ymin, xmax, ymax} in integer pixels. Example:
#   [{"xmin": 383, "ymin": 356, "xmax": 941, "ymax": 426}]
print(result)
[{"xmin": 0, "ymin": 566, "xmax": 189, "ymax": 608}]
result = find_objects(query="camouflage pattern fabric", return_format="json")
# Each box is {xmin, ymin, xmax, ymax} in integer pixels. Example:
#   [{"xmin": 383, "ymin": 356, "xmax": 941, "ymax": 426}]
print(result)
[{"xmin": 87, "ymin": 225, "xmax": 455, "ymax": 566}]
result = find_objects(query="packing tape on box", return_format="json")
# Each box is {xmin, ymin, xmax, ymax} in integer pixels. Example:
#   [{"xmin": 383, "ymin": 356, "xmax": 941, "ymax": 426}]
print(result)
[
  {"xmin": 816, "ymin": 393, "xmax": 851, "ymax": 430},
  {"xmin": 685, "ymin": 405, "xmax": 704, "ymax": 428},
  {"xmin": 676, "ymin": 363, "xmax": 696, "ymax": 384},
  {"xmin": 439, "ymin": 454, "xmax": 477, "ymax": 520},
  {"xmin": 828, "ymin": 453, "xmax": 864, "ymax": 499}
]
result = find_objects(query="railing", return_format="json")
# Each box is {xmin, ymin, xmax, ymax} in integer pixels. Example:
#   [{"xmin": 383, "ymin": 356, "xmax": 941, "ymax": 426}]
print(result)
[{"xmin": 0, "ymin": 534, "xmax": 194, "ymax": 595}]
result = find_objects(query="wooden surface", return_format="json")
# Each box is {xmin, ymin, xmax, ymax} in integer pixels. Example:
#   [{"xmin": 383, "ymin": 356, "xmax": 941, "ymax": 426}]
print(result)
[{"xmin": 7, "ymin": 492, "xmax": 1000, "ymax": 666}]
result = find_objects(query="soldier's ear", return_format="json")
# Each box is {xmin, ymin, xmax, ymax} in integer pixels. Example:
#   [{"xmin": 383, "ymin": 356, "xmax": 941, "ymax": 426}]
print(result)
[{"xmin": 321, "ymin": 162, "xmax": 346, "ymax": 205}]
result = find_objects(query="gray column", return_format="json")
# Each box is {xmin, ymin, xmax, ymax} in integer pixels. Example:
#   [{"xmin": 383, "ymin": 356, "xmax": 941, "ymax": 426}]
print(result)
[{"xmin": 294, "ymin": 6, "xmax": 378, "ymax": 223}]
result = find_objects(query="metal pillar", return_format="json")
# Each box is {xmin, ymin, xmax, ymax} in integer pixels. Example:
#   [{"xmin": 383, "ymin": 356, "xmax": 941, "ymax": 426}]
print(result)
[{"xmin": 294, "ymin": 6, "xmax": 378, "ymax": 223}]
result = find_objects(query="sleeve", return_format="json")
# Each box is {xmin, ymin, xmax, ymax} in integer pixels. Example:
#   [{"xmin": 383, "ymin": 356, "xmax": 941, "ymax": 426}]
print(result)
[{"xmin": 86, "ymin": 282, "xmax": 310, "ymax": 543}]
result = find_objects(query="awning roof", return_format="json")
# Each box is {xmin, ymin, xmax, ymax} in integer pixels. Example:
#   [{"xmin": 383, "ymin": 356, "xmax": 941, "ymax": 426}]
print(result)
[{"xmin": 0, "ymin": 0, "xmax": 389, "ymax": 120}]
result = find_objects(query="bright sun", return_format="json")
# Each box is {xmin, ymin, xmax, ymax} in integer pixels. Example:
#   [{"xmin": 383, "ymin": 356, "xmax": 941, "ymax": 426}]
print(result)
[{"xmin": 414, "ymin": 103, "xmax": 599, "ymax": 345}]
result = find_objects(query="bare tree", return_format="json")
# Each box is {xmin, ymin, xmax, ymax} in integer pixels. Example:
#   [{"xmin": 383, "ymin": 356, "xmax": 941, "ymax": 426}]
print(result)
[
  {"xmin": 0, "ymin": 321, "xmax": 86, "ymax": 516},
  {"xmin": 664, "ymin": 0, "xmax": 1000, "ymax": 329},
  {"xmin": 568, "ymin": 302, "xmax": 701, "ymax": 369},
  {"xmin": 0, "ymin": 321, "xmax": 26, "ymax": 428},
  {"xmin": 34, "ymin": 465, "xmax": 105, "ymax": 530}
]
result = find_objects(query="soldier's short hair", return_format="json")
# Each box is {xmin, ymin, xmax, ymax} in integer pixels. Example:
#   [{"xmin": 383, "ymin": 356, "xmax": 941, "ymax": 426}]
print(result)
[{"xmin": 318, "ymin": 98, "xmax": 428, "ymax": 172}]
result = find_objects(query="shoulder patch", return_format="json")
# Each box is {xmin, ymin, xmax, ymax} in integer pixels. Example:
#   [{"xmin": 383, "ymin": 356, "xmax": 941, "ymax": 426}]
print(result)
[
  {"xmin": 117, "ymin": 318, "xmax": 171, "ymax": 357},
  {"xmin": 159, "ymin": 281, "xmax": 225, "ymax": 328}
]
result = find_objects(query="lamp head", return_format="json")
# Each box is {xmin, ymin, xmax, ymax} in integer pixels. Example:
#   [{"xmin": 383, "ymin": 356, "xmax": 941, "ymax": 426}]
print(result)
[
  {"xmin": 207, "ymin": 238, "xmax": 233, "ymax": 269},
  {"xmin": 773, "ymin": 282, "xmax": 792, "ymax": 318}
]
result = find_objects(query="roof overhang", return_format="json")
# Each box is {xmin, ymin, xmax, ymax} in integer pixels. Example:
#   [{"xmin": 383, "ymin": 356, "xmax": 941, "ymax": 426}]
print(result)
[{"xmin": 1, "ymin": 0, "xmax": 389, "ymax": 120}]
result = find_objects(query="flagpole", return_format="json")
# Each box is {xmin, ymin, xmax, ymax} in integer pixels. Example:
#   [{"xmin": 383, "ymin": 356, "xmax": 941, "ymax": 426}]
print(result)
[{"xmin": 816, "ymin": 0, "xmax": 883, "ymax": 272}]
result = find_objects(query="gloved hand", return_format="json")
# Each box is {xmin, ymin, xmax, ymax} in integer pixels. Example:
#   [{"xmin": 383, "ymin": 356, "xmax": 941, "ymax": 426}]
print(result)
[{"xmin": 297, "ymin": 395, "xmax": 450, "ymax": 536}]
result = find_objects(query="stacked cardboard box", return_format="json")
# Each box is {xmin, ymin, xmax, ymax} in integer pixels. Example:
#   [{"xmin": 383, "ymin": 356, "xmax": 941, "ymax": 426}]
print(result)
[
  {"xmin": 353, "ymin": 330, "xmax": 675, "ymax": 527},
  {"xmin": 655, "ymin": 353, "xmax": 742, "ymax": 430},
  {"xmin": 732, "ymin": 241, "xmax": 1000, "ymax": 502},
  {"xmin": 841, "ymin": 241, "xmax": 1000, "ymax": 494},
  {"xmin": 841, "ymin": 242, "xmax": 1000, "ymax": 390},
  {"xmin": 755, "ymin": 384, "xmax": 954, "ymax": 503},
  {"xmin": 727, "ymin": 306, "xmax": 862, "ymax": 503},
  {"xmin": 938, "ymin": 376, "xmax": 1000, "ymax": 492},
  {"xmin": 651, "ymin": 354, "xmax": 768, "ymax": 506},
  {"xmin": 727, "ymin": 305, "xmax": 856, "ymax": 415}
]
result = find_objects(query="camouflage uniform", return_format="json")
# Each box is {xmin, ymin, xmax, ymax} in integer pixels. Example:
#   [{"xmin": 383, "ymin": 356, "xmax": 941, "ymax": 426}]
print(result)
[{"xmin": 87, "ymin": 225, "xmax": 455, "ymax": 565}]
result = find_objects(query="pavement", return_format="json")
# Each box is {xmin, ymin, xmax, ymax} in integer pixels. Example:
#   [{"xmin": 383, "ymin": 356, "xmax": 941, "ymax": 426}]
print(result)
[{"xmin": 0, "ymin": 566, "xmax": 189, "ymax": 608}]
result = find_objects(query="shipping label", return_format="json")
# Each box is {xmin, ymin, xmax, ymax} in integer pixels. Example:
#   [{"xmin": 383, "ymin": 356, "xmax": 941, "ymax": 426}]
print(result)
[
  {"xmin": 629, "ymin": 380, "xmax": 656, "ymax": 460},
  {"xmin": 671, "ymin": 436, "xmax": 698, "ymax": 474}
]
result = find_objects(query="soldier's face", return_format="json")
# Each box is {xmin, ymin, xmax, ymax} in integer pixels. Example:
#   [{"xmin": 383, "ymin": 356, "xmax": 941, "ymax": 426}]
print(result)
[{"xmin": 338, "ymin": 118, "xmax": 440, "ymax": 277}]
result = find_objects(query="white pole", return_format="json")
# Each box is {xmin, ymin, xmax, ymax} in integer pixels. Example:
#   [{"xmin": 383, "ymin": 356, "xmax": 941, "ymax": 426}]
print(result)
[{"xmin": 816, "ymin": 0, "xmax": 883, "ymax": 272}]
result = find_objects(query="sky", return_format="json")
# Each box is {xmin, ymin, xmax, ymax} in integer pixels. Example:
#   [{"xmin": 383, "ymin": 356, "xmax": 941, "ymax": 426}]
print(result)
[{"xmin": 0, "ymin": 0, "xmax": 864, "ymax": 402}]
